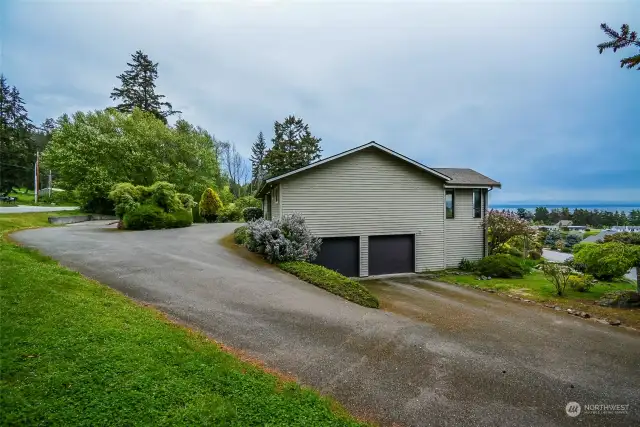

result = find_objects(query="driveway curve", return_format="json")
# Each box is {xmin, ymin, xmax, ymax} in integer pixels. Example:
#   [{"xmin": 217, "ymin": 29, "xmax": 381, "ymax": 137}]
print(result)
[{"xmin": 12, "ymin": 222, "xmax": 640, "ymax": 426}]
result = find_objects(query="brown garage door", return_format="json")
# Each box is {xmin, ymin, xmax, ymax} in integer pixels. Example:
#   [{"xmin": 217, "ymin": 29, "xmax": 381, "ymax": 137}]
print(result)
[
  {"xmin": 313, "ymin": 237, "xmax": 360, "ymax": 277},
  {"xmin": 368, "ymin": 235, "xmax": 414, "ymax": 275}
]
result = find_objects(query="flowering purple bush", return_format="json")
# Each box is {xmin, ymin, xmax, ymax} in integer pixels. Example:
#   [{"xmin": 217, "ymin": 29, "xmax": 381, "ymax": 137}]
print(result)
[{"xmin": 245, "ymin": 214, "xmax": 322, "ymax": 263}]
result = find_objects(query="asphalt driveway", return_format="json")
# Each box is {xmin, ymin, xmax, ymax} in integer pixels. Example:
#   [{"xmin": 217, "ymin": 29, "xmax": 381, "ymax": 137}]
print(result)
[{"xmin": 12, "ymin": 222, "xmax": 640, "ymax": 426}]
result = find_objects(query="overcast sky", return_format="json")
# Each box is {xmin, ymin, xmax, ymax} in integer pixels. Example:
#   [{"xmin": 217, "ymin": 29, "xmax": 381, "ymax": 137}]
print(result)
[{"xmin": 2, "ymin": 1, "xmax": 638, "ymax": 205}]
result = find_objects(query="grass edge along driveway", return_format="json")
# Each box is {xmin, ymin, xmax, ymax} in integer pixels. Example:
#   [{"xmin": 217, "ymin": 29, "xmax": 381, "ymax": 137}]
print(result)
[{"xmin": 0, "ymin": 212, "xmax": 365, "ymax": 426}]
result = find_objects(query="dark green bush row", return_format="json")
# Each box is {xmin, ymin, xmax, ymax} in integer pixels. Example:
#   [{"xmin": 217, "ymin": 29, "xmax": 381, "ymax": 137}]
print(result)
[
  {"xmin": 279, "ymin": 261, "xmax": 379, "ymax": 308},
  {"xmin": 243, "ymin": 207, "xmax": 263, "ymax": 222},
  {"xmin": 476, "ymin": 254, "xmax": 526, "ymax": 278},
  {"xmin": 123, "ymin": 204, "xmax": 193, "ymax": 230}
]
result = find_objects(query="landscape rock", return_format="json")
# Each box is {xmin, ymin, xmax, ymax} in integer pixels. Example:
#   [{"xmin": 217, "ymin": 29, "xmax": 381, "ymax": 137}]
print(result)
[
  {"xmin": 580, "ymin": 312, "xmax": 591, "ymax": 319},
  {"xmin": 597, "ymin": 290, "xmax": 640, "ymax": 308},
  {"xmin": 609, "ymin": 319, "xmax": 622, "ymax": 326},
  {"xmin": 554, "ymin": 306, "xmax": 562, "ymax": 311}
]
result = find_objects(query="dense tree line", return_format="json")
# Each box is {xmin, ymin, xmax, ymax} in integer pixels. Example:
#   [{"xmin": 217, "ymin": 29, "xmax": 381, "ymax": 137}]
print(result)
[
  {"xmin": 2, "ymin": 49, "xmax": 323, "ymax": 213},
  {"xmin": 518, "ymin": 206, "xmax": 640, "ymax": 227},
  {"xmin": 250, "ymin": 115, "xmax": 322, "ymax": 189}
]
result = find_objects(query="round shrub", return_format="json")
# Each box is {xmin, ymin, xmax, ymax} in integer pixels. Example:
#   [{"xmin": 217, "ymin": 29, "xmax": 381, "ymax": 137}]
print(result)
[
  {"xmin": 567, "ymin": 274, "xmax": 594, "ymax": 292},
  {"xmin": 199, "ymin": 188, "xmax": 223, "ymax": 223},
  {"xmin": 149, "ymin": 181, "xmax": 183, "ymax": 212},
  {"xmin": 234, "ymin": 225, "xmax": 249, "ymax": 245},
  {"xmin": 458, "ymin": 258, "xmax": 478, "ymax": 272},
  {"xmin": 123, "ymin": 205, "xmax": 167, "ymax": 230},
  {"xmin": 166, "ymin": 209, "xmax": 193, "ymax": 228},
  {"xmin": 573, "ymin": 242, "xmax": 635, "ymax": 281},
  {"xmin": 217, "ymin": 203, "xmax": 242, "ymax": 222},
  {"xmin": 243, "ymin": 207, "xmax": 263, "ymax": 222},
  {"xmin": 476, "ymin": 254, "xmax": 526, "ymax": 278}
]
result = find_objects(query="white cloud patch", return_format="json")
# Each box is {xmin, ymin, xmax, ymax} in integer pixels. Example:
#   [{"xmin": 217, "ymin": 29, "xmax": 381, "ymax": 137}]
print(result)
[{"xmin": 3, "ymin": 1, "xmax": 639, "ymax": 204}]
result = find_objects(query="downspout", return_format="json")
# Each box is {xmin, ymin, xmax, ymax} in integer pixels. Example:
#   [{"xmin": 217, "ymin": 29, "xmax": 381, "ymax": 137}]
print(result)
[{"xmin": 484, "ymin": 187, "xmax": 492, "ymax": 257}]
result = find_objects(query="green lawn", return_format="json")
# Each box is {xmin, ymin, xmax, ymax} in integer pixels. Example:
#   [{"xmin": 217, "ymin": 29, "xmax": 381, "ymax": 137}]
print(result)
[
  {"xmin": 1, "ymin": 188, "xmax": 77, "ymax": 207},
  {"xmin": 582, "ymin": 229, "xmax": 602, "ymax": 238},
  {"xmin": 0, "ymin": 212, "xmax": 363, "ymax": 426},
  {"xmin": 438, "ymin": 270, "xmax": 634, "ymax": 302}
]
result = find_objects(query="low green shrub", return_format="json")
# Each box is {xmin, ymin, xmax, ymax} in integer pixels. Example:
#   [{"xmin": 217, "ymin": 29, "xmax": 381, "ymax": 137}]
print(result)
[
  {"xmin": 123, "ymin": 205, "xmax": 167, "ymax": 230},
  {"xmin": 192, "ymin": 204, "xmax": 204, "ymax": 223},
  {"xmin": 235, "ymin": 196, "xmax": 262, "ymax": 211},
  {"xmin": 476, "ymin": 254, "xmax": 526, "ymax": 278},
  {"xmin": 279, "ymin": 261, "xmax": 379, "ymax": 308},
  {"xmin": 243, "ymin": 207, "xmax": 263, "ymax": 222},
  {"xmin": 458, "ymin": 258, "xmax": 478, "ymax": 272},
  {"xmin": 234, "ymin": 225, "xmax": 249, "ymax": 245},
  {"xmin": 539, "ymin": 262, "xmax": 572, "ymax": 296},
  {"xmin": 507, "ymin": 247, "xmax": 523, "ymax": 258},
  {"xmin": 604, "ymin": 232, "xmax": 640, "ymax": 246},
  {"xmin": 217, "ymin": 203, "xmax": 243, "ymax": 222},
  {"xmin": 567, "ymin": 274, "xmax": 595, "ymax": 292},
  {"xmin": 166, "ymin": 209, "xmax": 193, "ymax": 228}
]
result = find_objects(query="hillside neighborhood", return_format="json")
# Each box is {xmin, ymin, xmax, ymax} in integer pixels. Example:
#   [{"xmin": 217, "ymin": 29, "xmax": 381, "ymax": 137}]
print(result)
[{"xmin": 1, "ymin": 4, "xmax": 639, "ymax": 427}]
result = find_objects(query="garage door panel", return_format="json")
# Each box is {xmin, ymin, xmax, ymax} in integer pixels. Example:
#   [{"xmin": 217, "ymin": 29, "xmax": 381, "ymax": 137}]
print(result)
[
  {"xmin": 368, "ymin": 235, "xmax": 414, "ymax": 275},
  {"xmin": 313, "ymin": 237, "xmax": 359, "ymax": 277}
]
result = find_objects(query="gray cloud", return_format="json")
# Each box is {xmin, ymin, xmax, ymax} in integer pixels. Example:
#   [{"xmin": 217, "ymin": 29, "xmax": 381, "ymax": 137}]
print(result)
[{"xmin": 4, "ymin": 1, "xmax": 639, "ymax": 203}]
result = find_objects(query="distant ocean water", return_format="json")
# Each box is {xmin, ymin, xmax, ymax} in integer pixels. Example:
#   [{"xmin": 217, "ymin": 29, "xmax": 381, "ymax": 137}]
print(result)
[{"xmin": 491, "ymin": 204, "xmax": 640, "ymax": 213}]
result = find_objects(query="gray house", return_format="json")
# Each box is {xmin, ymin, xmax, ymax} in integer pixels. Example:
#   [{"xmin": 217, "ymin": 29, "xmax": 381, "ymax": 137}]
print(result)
[{"xmin": 257, "ymin": 142, "xmax": 501, "ymax": 277}]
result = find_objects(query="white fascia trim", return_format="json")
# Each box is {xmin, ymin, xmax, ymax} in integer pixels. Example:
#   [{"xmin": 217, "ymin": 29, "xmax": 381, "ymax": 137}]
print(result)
[{"xmin": 265, "ymin": 142, "xmax": 452, "ymax": 183}]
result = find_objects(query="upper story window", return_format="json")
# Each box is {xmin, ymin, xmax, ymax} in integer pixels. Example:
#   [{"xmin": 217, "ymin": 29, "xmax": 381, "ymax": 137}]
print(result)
[
  {"xmin": 473, "ymin": 189, "xmax": 482, "ymax": 218},
  {"xmin": 445, "ymin": 190, "xmax": 454, "ymax": 219}
]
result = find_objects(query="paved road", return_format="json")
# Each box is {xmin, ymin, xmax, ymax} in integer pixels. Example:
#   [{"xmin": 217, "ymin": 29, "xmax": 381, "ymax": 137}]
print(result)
[
  {"xmin": 13, "ymin": 222, "xmax": 640, "ymax": 426},
  {"xmin": 543, "ymin": 249, "xmax": 637, "ymax": 282},
  {"xmin": 0, "ymin": 205, "xmax": 78, "ymax": 213}
]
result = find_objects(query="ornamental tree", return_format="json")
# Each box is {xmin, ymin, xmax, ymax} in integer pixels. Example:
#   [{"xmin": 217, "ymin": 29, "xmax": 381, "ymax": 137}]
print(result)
[
  {"xmin": 199, "ymin": 188, "xmax": 223, "ymax": 223},
  {"xmin": 483, "ymin": 209, "xmax": 534, "ymax": 255}
]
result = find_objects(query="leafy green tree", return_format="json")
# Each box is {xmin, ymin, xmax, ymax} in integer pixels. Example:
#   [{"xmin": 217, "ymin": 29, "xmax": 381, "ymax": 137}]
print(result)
[
  {"xmin": 199, "ymin": 188, "xmax": 223, "ymax": 222},
  {"xmin": 263, "ymin": 115, "xmax": 322, "ymax": 177},
  {"xmin": 0, "ymin": 75, "xmax": 33, "ymax": 193},
  {"xmin": 42, "ymin": 108, "xmax": 220, "ymax": 213},
  {"xmin": 110, "ymin": 50, "xmax": 180, "ymax": 124},
  {"xmin": 533, "ymin": 206, "xmax": 549, "ymax": 224},
  {"xmin": 250, "ymin": 131, "xmax": 267, "ymax": 188},
  {"xmin": 598, "ymin": 24, "xmax": 640, "ymax": 70}
]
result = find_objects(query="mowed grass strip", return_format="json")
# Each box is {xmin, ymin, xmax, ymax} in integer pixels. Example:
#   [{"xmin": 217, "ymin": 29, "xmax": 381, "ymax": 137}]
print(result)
[{"xmin": 0, "ymin": 213, "xmax": 363, "ymax": 426}]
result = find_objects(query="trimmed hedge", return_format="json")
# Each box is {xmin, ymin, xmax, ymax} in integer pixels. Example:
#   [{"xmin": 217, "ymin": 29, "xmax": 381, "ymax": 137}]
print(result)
[
  {"xmin": 279, "ymin": 261, "xmax": 379, "ymax": 309},
  {"xmin": 123, "ymin": 204, "xmax": 193, "ymax": 230},
  {"xmin": 476, "ymin": 254, "xmax": 526, "ymax": 278},
  {"xmin": 123, "ymin": 205, "xmax": 167, "ymax": 230}
]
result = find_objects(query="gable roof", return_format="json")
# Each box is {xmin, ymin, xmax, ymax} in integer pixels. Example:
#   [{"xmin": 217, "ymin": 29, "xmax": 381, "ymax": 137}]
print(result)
[
  {"xmin": 257, "ymin": 142, "xmax": 501, "ymax": 196},
  {"xmin": 432, "ymin": 168, "xmax": 502, "ymax": 188},
  {"xmin": 264, "ymin": 142, "xmax": 451, "ymax": 185}
]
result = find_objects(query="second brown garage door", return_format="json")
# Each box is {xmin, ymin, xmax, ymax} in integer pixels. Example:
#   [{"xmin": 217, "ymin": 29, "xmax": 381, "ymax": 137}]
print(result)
[{"xmin": 368, "ymin": 235, "xmax": 415, "ymax": 275}]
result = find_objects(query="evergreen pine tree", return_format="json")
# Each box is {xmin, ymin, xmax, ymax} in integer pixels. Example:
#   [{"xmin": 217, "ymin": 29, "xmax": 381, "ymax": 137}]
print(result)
[
  {"xmin": 250, "ymin": 131, "xmax": 267, "ymax": 187},
  {"xmin": 0, "ymin": 75, "xmax": 33, "ymax": 193},
  {"xmin": 263, "ymin": 115, "xmax": 322, "ymax": 177},
  {"xmin": 110, "ymin": 50, "xmax": 180, "ymax": 124},
  {"xmin": 598, "ymin": 23, "xmax": 640, "ymax": 70}
]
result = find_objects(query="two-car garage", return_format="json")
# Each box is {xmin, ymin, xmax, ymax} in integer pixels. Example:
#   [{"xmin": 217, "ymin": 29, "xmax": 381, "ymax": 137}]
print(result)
[{"xmin": 312, "ymin": 234, "xmax": 415, "ymax": 277}]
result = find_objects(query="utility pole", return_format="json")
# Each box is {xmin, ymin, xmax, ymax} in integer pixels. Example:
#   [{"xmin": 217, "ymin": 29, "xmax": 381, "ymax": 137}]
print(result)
[
  {"xmin": 48, "ymin": 170, "xmax": 52, "ymax": 198},
  {"xmin": 34, "ymin": 151, "xmax": 39, "ymax": 204}
]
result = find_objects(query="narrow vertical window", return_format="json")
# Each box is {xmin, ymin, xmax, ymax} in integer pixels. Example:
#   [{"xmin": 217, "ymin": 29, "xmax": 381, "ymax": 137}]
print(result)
[
  {"xmin": 274, "ymin": 185, "xmax": 279, "ymax": 203},
  {"xmin": 473, "ymin": 189, "xmax": 482, "ymax": 218},
  {"xmin": 445, "ymin": 190, "xmax": 455, "ymax": 219}
]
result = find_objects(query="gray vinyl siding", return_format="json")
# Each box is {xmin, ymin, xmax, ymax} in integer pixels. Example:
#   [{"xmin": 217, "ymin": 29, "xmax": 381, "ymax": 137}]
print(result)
[
  {"xmin": 280, "ymin": 148, "xmax": 445, "ymax": 275},
  {"xmin": 445, "ymin": 189, "xmax": 485, "ymax": 267},
  {"xmin": 271, "ymin": 184, "xmax": 281, "ymax": 221}
]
